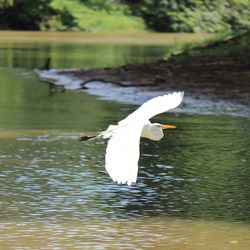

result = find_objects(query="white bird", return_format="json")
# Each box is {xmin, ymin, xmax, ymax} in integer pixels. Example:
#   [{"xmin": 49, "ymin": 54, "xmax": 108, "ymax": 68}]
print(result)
[{"xmin": 79, "ymin": 92, "xmax": 184, "ymax": 185}]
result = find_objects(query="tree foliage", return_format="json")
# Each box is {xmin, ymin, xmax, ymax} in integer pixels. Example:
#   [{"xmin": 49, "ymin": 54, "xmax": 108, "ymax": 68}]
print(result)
[
  {"xmin": 0, "ymin": 0, "xmax": 52, "ymax": 30},
  {"xmin": 0, "ymin": 0, "xmax": 76, "ymax": 30},
  {"xmin": 81, "ymin": 0, "xmax": 130, "ymax": 13},
  {"xmin": 0, "ymin": 0, "xmax": 249, "ymax": 32},
  {"xmin": 126, "ymin": 0, "xmax": 250, "ymax": 32}
]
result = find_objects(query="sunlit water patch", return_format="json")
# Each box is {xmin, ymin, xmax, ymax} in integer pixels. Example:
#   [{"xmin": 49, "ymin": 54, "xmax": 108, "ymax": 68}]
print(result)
[
  {"xmin": 84, "ymin": 81, "xmax": 250, "ymax": 118},
  {"xmin": 1, "ymin": 218, "xmax": 250, "ymax": 249}
]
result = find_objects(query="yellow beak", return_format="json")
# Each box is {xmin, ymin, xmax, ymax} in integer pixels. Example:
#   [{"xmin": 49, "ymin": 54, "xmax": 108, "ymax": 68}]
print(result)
[{"xmin": 160, "ymin": 124, "xmax": 176, "ymax": 129}]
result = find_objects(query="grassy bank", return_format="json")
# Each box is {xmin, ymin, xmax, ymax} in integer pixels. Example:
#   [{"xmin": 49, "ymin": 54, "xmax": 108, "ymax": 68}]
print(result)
[{"xmin": 48, "ymin": 0, "xmax": 145, "ymax": 32}]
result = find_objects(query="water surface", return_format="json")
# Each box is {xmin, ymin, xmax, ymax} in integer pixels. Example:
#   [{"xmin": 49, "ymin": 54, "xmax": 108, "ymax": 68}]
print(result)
[
  {"xmin": 0, "ymin": 33, "xmax": 250, "ymax": 249},
  {"xmin": 0, "ymin": 31, "xmax": 211, "ymax": 69}
]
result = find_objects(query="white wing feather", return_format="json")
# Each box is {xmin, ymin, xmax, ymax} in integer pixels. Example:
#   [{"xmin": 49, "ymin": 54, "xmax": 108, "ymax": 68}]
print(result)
[
  {"xmin": 105, "ymin": 91, "xmax": 184, "ymax": 185},
  {"xmin": 105, "ymin": 123, "xmax": 141, "ymax": 185},
  {"xmin": 119, "ymin": 91, "xmax": 184, "ymax": 125}
]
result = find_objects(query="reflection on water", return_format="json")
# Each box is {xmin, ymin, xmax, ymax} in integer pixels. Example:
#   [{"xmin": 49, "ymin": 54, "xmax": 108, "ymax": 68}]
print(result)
[
  {"xmin": 0, "ymin": 31, "xmax": 211, "ymax": 69},
  {"xmin": 0, "ymin": 42, "xmax": 170, "ymax": 69},
  {"xmin": 0, "ymin": 35, "xmax": 250, "ymax": 249}
]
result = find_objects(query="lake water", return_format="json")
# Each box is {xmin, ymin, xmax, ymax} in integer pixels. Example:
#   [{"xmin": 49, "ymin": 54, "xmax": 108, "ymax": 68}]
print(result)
[{"xmin": 0, "ymin": 32, "xmax": 250, "ymax": 249}]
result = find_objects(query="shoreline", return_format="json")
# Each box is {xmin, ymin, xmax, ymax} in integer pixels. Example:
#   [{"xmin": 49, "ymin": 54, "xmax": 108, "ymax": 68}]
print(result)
[
  {"xmin": 44, "ymin": 56, "xmax": 250, "ymax": 107},
  {"xmin": 36, "ymin": 31, "xmax": 250, "ymax": 117},
  {"xmin": 0, "ymin": 31, "xmax": 211, "ymax": 45},
  {"xmin": 53, "ymin": 31, "xmax": 250, "ymax": 106},
  {"xmin": 36, "ymin": 62, "xmax": 250, "ymax": 118}
]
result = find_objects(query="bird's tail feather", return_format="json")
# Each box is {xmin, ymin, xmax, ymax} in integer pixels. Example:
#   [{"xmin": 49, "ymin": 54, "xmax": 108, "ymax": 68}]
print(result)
[{"xmin": 78, "ymin": 125, "xmax": 118, "ymax": 142}]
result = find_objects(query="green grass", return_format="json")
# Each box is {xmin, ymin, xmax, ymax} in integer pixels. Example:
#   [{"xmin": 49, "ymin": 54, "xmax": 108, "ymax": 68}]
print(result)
[
  {"xmin": 163, "ymin": 32, "xmax": 227, "ymax": 59},
  {"xmin": 164, "ymin": 31, "xmax": 250, "ymax": 63},
  {"xmin": 50, "ymin": 0, "xmax": 146, "ymax": 32}
]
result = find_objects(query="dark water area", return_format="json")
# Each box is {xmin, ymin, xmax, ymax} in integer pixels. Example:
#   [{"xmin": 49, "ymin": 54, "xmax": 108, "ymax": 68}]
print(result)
[{"xmin": 0, "ymin": 33, "xmax": 250, "ymax": 249}]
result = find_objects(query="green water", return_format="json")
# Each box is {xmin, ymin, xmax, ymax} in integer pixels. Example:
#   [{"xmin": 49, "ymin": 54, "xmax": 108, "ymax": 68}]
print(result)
[
  {"xmin": 0, "ymin": 33, "xmax": 250, "ymax": 249},
  {"xmin": 0, "ymin": 42, "xmax": 170, "ymax": 69}
]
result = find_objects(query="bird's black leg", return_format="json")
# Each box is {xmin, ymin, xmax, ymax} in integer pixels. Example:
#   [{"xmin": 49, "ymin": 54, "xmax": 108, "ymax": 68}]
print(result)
[{"xmin": 78, "ymin": 135, "xmax": 97, "ymax": 141}]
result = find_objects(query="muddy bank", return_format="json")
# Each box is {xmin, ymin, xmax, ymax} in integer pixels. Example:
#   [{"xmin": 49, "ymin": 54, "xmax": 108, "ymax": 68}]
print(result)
[
  {"xmin": 42, "ymin": 32, "xmax": 250, "ymax": 107},
  {"xmin": 56, "ymin": 58, "xmax": 249, "ymax": 106}
]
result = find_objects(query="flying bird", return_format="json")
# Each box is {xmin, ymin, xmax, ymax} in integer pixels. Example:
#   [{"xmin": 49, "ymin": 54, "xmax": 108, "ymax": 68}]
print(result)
[{"xmin": 79, "ymin": 92, "xmax": 184, "ymax": 185}]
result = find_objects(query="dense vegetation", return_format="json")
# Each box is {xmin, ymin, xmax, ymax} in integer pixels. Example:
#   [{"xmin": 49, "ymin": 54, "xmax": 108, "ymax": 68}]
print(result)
[
  {"xmin": 0, "ymin": 0, "xmax": 249, "ymax": 32},
  {"xmin": 125, "ymin": 0, "xmax": 250, "ymax": 32},
  {"xmin": 0, "ymin": 0, "xmax": 144, "ymax": 31}
]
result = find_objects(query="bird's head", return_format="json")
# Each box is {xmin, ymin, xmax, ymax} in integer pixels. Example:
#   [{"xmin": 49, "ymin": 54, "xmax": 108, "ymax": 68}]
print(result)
[{"xmin": 143, "ymin": 122, "xmax": 176, "ymax": 141}]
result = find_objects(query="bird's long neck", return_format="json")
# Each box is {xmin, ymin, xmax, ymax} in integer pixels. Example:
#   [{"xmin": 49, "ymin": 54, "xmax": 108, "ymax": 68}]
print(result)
[{"xmin": 141, "ymin": 123, "xmax": 164, "ymax": 141}]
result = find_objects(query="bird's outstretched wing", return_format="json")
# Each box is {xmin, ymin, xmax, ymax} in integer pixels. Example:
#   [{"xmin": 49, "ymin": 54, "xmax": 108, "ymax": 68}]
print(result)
[
  {"xmin": 119, "ymin": 91, "xmax": 184, "ymax": 125},
  {"xmin": 105, "ymin": 92, "xmax": 184, "ymax": 185},
  {"xmin": 105, "ymin": 122, "xmax": 142, "ymax": 185}
]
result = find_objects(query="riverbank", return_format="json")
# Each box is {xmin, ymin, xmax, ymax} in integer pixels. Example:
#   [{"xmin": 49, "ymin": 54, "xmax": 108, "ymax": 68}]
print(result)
[
  {"xmin": 0, "ymin": 31, "xmax": 210, "ymax": 45},
  {"xmin": 50, "ymin": 32, "xmax": 249, "ymax": 107}
]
